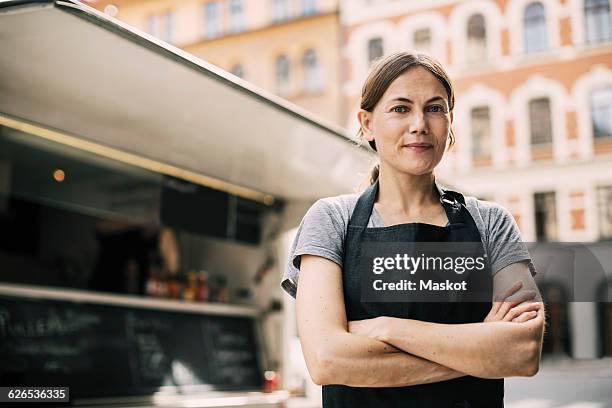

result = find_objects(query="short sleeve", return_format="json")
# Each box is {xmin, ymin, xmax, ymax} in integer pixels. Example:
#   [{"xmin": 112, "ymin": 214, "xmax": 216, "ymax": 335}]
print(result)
[
  {"xmin": 485, "ymin": 203, "xmax": 537, "ymax": 277},
  {"xmin": 281, "ymin": 199, "xmax": 347, "ymax": 299}
]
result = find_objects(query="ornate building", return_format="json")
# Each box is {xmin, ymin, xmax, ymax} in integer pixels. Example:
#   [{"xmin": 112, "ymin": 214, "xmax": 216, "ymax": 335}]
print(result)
[{"xmin": 87, "ymin": 0, "xmax": 344, "ymax": 127}]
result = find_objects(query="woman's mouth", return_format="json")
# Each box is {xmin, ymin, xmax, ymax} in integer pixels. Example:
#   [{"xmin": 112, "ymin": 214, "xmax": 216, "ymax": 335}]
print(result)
[{"xmin": 403, "ymin": 143, "xmax": 433, "ymax": 152}]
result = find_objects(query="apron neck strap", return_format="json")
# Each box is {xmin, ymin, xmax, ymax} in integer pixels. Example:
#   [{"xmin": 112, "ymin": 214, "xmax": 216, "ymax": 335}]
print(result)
[
  {"xmin": 348, "ymin": 180, "xmax": 379, "ymax": 229},
  {"xmin": 348, "ymin": 179, "xmax": 467, "ymax": 228},
  {"xmin": 437, "ymin": 185, "xmax": 467, "ymax": 225}
]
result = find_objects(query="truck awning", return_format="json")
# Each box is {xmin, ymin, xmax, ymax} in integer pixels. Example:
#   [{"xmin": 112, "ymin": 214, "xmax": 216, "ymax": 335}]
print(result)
[{"xmin": 0, "ymin": 0, "xmax": 374, "ymax": 202}]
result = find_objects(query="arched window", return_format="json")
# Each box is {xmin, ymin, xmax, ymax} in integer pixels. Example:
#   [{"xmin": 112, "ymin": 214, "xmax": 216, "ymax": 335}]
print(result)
[
  {"xmin": 467, "ymin": 14, "xmax": 487, "ymax": 62},
  {"xmin": 529, "ymin": 97, "xmax": 552, "ymax": 145},
  {"xmin": 590, "ymin": 86, "xmax": 612, "ymax": 138},
  {"xmin": 368, "ymin": 37, "xmax": 384, "ymax": 65},
  {"xmin": 413, "ymin": 28, "xmax": 432, "ymax": 53},
  {"xmin": 585, "ymin": 0, "xmax": 612, "ymax": 44},
  {"xmin": 230, "ymin": 64, "xmax": 244, "ymax": 79},
  {"xmin": 524, "ymin": 2, "xmax": 548, "ymax": 53},
  {"xmin": 275, "ymin": 55, "xmax": 290, "ymax": 94},
  {"xmin": 470, "ymin": 106, "xmax": 491, "ymax": 157},
  {"xmin": 302, "ymin": 49, "xmax": 321, "ymax": 92}
]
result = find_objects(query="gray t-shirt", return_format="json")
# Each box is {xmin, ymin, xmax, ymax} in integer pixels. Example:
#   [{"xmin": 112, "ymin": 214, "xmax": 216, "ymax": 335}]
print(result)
[{"xmin": 281, "ymin": 191, "xmax": 537, "ymax": 299}]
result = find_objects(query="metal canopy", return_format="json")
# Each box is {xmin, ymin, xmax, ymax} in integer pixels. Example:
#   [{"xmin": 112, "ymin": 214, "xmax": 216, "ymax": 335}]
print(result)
[{"xmin": 0, "ymin": 0, "xmax": 373, "ymax": 201}]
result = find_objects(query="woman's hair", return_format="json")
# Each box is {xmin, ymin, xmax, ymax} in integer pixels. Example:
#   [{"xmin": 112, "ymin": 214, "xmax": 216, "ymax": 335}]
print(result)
[{"xmin": 357, "ymin": 51, "xmax": 456, "ymax": 185}]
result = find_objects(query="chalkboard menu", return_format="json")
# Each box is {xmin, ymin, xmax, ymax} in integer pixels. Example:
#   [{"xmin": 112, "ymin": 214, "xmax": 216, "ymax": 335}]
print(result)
[{"xmin": 0, "ymin": 295, "xmax": 264, "ymax": 399}]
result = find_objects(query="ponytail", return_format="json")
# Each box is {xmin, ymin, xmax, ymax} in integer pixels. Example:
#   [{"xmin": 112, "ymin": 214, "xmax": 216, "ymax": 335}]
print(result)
[{"xmin": 369, "ymin": 163, "xmax": 380, "ymax": 186}]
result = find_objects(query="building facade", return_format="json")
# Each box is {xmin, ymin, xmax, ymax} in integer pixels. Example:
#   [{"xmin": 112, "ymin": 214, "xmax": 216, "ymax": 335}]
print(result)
[
  {"xmin": 341, "ymin": 0, "xmax": 612, "ymax": 358},
  {"xmin": 87, "ymin": 0, "xmax": 344, "ymax": 127}
]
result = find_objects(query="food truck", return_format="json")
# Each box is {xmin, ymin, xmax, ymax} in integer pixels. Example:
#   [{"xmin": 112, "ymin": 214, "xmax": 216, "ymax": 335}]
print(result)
[{"xmin": 0, "ymin": 0, "xmax": 374, "ymax": 406}]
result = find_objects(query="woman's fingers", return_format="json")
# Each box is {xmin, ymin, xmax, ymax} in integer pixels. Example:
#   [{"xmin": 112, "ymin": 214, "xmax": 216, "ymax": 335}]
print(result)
[
  {"xmin": 497, "ymin": 289, "xmax": 537, "ymax": 319},
  {"xmin": 511, "ymin": 310, "xmax": 539, "ymax": 323},
  {"xmin": 491, "ymin": 281, "xmax": 523, "ymax": 315},
  {"xmin": 503, "ymin": 301, "xmax": 542, "ymax": 322}
]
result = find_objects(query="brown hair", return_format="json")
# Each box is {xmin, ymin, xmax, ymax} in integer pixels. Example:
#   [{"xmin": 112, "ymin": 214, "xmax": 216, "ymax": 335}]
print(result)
[{"xmin": 357, "ymin": 52, "xmax": 456, "ymax": 185}]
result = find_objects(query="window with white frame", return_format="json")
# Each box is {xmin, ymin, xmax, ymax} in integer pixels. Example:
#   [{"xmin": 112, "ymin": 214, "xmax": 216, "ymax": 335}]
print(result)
[
  {"xmin": 147, "ymin": 11, "xmax": 175, "ymax": 43},
  {"xmin": 204, "ymin": 2, "xmax": 220, "ymax": 38},
  {"xmin": 597, "ymin": 185, "xmax": 612, "ymax": 239},
  {"xmin": 470, "ymin": 106, "xmax": 492, "ymax": 157},
  {"xmin": 585, "ymin": 0, "xmax": 612, "ymax": 44},
  {"xmin": 413, "ymin": 28, "xmax": 432, "ymax": 53},
  {"xmin": 368, "ymin": 37, "xmax": 384, "ymax": 65},
  {"xmin": 275, "ymin": 55, "xmax": 290, "ymax": 94},
  {"xmin": 302, "ymin": 49, "xmax": 321, "ymax": 92},
  {"xmin": 524, "ymin": 2, "xmax": 548, "ymax": 53},
  {"xmin": 272, "ymin": 0, "xmax": 290, "ymax": 22},
  {"xmin": 230, "ymin": 64, "xmax": 245, "ymax": 79},
  {"xmin": 529, "ymin": 97, "xmax": 553, "ymax": 145},
  {"xmin": 229, "ymin": 0, "xmax": 244, "ymax": 33},
  {"xmin": 467, "ymin": 13, "xmax": 487, "ymax": 63},
  {"xmin": 591, "ymin": 86, "xmax": 612, "ymax": 138},
  {"xmin": 534, "ymin": 191, "xmax": 558, "ymax": 241},
  {"xmin": 302, "ymin": 0, "xmax": 317, "ymax": 16}
]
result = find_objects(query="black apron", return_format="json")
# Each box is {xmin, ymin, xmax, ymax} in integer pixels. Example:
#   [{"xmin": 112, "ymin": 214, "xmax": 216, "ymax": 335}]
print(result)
[{"xmin": 323, "ymin": 180, "xmax": 504, "ymax": 408}]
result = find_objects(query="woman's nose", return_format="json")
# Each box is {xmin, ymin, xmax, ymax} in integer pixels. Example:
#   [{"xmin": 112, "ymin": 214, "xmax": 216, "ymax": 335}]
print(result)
[{"xmin": 409, "ymin": 110, "xmax": 428, "ymax": 134}]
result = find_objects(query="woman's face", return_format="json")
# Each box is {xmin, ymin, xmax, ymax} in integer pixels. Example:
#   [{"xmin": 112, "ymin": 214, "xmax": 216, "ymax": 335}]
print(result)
[{"xmin": 359, "ymin": 66, "xmax": 453, "ymax": 176}]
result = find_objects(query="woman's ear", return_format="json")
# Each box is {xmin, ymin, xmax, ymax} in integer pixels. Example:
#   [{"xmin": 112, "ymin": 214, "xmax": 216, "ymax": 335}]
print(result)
[{"xmin": 357, "ymin": 109, "xmax": 374, "ymax": 141}]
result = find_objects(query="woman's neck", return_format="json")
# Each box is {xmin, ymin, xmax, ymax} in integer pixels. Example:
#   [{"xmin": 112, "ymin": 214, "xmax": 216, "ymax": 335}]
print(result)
[{"xmin": 376, "ymin": 166, "xmax": 439, "ymax": 216}]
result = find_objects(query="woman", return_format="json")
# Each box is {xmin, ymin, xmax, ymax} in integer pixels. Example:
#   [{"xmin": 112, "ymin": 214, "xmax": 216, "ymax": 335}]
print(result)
[{"xmin": 281, "ymin": 52, "xmax": 545, "ymax": 407}]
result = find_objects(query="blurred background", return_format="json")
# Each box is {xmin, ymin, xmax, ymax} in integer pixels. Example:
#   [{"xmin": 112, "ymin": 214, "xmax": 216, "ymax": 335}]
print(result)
[{"xmin": 1, "ymin": 0, "xmax": 612, "ymax": 406}]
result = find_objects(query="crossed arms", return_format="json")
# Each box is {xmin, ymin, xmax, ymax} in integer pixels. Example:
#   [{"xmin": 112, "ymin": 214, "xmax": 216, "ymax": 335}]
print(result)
[{"xmin": 296, "ymin": 255, "xmax": 546, "ymax": 387}]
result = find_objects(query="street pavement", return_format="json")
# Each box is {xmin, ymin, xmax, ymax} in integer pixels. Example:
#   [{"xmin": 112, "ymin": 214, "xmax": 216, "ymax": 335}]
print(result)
[{"xmin": 505, "ymin": 357, "xmax": 612, "ymax": 408}]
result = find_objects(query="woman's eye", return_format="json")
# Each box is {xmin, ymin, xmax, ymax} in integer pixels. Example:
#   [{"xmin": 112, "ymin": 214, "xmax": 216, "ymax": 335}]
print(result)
[
  {"xmin": 392, "ymin": 106, "xmax": 408, "ymax": 113},
  {"xmin": 427, "ymin": 105, "xmax": 445, "ymax": 113}
]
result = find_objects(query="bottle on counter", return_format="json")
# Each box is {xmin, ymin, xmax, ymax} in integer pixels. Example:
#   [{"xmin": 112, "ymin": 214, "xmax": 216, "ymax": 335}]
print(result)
[
  {"xmin": 167, "ymin": 275, "xmax": 183, "ymax": 299},
  {"xmin": 182, "ymin": 270, "xmax": 198, "ymax": 301},
  {"xmin": 263, "ymin": 371, "xmax": 279, "ymax": 393},
  {"xmin": 196, "ymin": 270, "xmax": 209, "ymax": 302}
]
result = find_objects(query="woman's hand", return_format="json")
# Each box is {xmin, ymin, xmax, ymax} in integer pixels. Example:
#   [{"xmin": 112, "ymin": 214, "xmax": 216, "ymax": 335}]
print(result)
[
  {"xmin": 485, "ymin": 281, "xmax": 542, "ymax": 323},
  {"xmin": 349, "ymin": 280, "xmax": 541, "ymax": 343},
  {"xmin": 348, "ymin": 316, "xmax": 392, "ymax": 342}
]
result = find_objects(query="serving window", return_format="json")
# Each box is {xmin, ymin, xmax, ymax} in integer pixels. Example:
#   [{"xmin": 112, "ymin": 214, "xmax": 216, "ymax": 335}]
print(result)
[{"xmin": 0, "ymin": 125, "xmax": 269, "ymax": 306}]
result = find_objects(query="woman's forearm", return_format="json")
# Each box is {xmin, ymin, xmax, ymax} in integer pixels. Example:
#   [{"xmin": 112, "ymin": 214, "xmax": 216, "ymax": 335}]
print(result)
[
  {"xmin": 314, "ymin": 330, "xmax": 466, "ymax": 387},
  {"xmin": 297, "ymin": 255, "xmax": 468, "ymax": 388},
  {"xmin": 378, "ymin": 314, "xmax": 543, "ymax": 378}
]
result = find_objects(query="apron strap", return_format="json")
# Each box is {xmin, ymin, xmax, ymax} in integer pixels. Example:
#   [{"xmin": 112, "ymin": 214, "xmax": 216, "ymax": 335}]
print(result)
[
  {"xmin": 347, "ymin": 180, "xmax": 378, "ymax": 229},
  {"xmin": 349, "ymin": 179, "xmax": 469, "ymax": 228},
  {"xmin": 437, "ymin": 185, "xmax": 469, "ymax": 226}
]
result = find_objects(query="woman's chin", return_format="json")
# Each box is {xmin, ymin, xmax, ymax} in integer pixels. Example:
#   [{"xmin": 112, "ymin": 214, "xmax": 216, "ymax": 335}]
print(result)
[{"xmin": 397, "ymin": 165, "xmax": 434, "ymax": 176}]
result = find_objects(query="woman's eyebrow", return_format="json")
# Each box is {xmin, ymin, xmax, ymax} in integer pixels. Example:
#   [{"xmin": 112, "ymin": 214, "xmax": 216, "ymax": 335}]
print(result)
[{"xmin": 388, "ymin": 96, "xmax": 446, "ymax": 104}]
